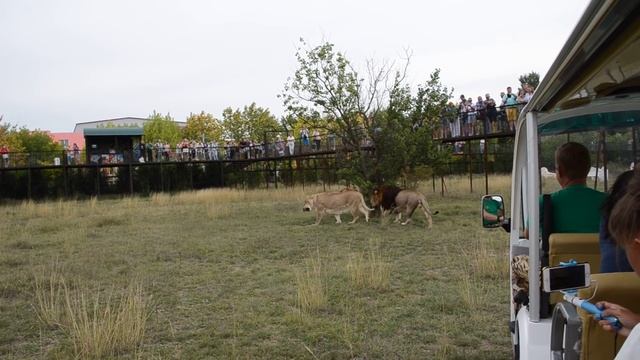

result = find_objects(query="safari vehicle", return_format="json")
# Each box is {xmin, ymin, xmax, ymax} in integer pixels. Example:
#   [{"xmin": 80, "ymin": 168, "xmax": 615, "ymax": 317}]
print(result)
[{"xmin": 482, "ymin": 1, "xmax": 640, "ymax": 359}]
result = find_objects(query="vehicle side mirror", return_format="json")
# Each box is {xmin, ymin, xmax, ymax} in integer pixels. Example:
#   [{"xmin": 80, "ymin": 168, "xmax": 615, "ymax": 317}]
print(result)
[{"xmin": 482, "ymin": 195, "xmax": 506, "ymax": 229}]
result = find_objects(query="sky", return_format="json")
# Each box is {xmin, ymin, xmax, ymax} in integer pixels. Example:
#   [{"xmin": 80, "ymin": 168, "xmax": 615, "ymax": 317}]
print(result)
[{"xmin": 1, "ymin": 0, "xmax": 591, "ymax": 132}]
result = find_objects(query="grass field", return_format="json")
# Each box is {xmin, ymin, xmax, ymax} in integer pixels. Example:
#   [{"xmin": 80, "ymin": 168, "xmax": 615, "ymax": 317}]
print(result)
[{"xmin": 0, "ymin": 175, "xmax": 514, "ymax": 359}]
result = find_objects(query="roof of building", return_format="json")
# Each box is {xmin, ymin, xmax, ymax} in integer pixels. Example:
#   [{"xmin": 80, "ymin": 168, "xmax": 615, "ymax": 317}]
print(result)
[
  {"xmin": 74, "ymin": 116, "xmax": 149, "ymax": 125},
  {"xmin": 47, "ymin": 132, "xmax": 86, "ymax": 149},
  {"xmin": 83, "ymin": 128, "xmax": 144, "ymax": 136},
  {"xmin": 73, "ymin": 117, "xmax": 186, "ymax": 132}
]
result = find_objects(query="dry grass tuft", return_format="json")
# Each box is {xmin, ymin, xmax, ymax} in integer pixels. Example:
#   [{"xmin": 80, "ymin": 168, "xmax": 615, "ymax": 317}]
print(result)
[
  {"xmin": 89, "ymin": 196, "xmax": 98, "ymax": 210},
  {"xmin": 150, "ymin": 193, "xmax": 171, "ymax": 206},
  {"xmin": 55, "ymin": 199, "xmax": 78, "ymax": 218},
  {"xmin": 458, "ymin": 271, "xmax": 476, "ymax": 309},
  {"xmin": 416, "ymin": 174, "xmax": 512, "ymax": 196},
  {"xmin": 206, "ymin": 203, "xmax": 232, "ymax": 219},
  {"xmin": 463, "ymin": 240, "xmax": 508, "ymax": 280},
  {"xmin": 457, "ymin": 271, "xmax": 488, "ymax": 310},
  {"xmin": 150, "ymin": 185, "xmax": 339, "ymax": 208},
  {"xmin": 63, "ymin": 282, "xmax": 150, "ymax": 359},
  {"xmin": 434, "ymin": 319, "xmax": 452, "ymax": 360},
  {"xmin": 19, "ymin": 200, "xmax": 52, "ymax": 218},
  {"xmin": 64, "ymin": 284, "xmax": 149, "ymax": 358},
  {"xmin": 294, "ymin": 251, "xmax": 327, "ymax": 313},
  {"xmin": 123, "ymin": 196, "xmax": 140, "ymax": 209},
  {"xmin": 33, "ymin": 261, "xmax": 66, "ymax": 328},
  {"xmin": 33, "ymin": 265, "xmax": 150, "ymax": 359},
  {"xmin": 346, "ymin": 244, "xmax": 391, "ymax": 290}
]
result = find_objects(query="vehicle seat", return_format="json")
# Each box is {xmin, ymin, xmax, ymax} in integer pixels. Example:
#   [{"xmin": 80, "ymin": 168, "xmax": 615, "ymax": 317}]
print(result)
[
  {"xmin": 577, "ymin": 272, "xmax": 640, "ymax": 359},
  {"xmin": 549, "ymin": 233, "xmax": 601, "ymax": 273}
]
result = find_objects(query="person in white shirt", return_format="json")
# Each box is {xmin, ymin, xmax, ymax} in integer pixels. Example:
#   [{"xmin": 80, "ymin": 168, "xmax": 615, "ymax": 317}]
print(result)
[
  {"xmin": 522, "ymin": 83, "xmax": 534, "ymax": 103},
  {"xmin": 286, "ymin": 134, "xmax": 295, "ymax": 155},
  {"xmin": 210, "ymin": 141, "xmax": 219, "ymax": 161},
  {"xmin": 312, "ymin": 129, "xmax": 321, "ymax": 150}
]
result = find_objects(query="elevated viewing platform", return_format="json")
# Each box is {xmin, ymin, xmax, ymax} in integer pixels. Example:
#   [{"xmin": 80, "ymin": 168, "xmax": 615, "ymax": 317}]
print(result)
[{"xmin": 432, "ymin": 104, "xmax": 523, "ymax": 143}]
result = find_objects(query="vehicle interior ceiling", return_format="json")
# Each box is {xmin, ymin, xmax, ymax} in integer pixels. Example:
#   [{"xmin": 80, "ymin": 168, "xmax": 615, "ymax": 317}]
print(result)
[
  {"xmin": 545, "ymin": 9, "xmax": 640, "ymax": 114},
  {"xmin": 534, "ymin": 14, "xmax": 640, "ymax": 194}
]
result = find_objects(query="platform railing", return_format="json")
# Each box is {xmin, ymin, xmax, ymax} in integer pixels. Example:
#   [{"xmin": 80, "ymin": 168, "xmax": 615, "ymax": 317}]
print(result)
[
  {"xmin": 433, "ymin": 103, "xmax": 525, "ymax": 140},
  {"xmin": 0, "ymin": 132, "xmax": 358, "ymax": 169}
]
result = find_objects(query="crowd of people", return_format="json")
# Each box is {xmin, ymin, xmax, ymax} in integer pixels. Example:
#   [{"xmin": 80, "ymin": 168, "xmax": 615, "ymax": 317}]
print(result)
[
  {"xmin": 0, "ymin": 128, "xmax": 344, "ymax": 168},
  {"xmin": 130, "ymin": 128, "xmax": 335, "ymax": 164},
  {"xmin": 440, "ymin": 84, "xmax": 535, "ymax": 139}
]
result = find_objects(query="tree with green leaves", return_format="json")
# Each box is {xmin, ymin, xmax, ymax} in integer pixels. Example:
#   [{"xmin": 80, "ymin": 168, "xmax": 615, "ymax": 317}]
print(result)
[
  {"xmin": 0, "ymin": 118, "xmax": 24, "ymax": 152},
  {"xmin": 182, "ymin": 111, "xmax": 223, "ymax": 142},
  {"xmin": 369, "ymin": 69, "xmax": 453, "ymax": 184},
  {"xmin": 519, "ymin": 71, "xmax": 540, "ymax": 89},
  {"xmin": 143, "ymin": 111, "xmax": 181, "ymax": 145},
  {"xmin": 221, "ymin": 103, "xmax": 280, "ymax": 142},
  {"xmin": 281, "ymin": 40, "xmax": 397, "ymax": 151},
  {"xmin": 281, "ymin": 39, "xmax": 451, "ymax": 187},
  {"xmin": 13, "ymin": 129, "xmax": 62, "ymax": 153}
]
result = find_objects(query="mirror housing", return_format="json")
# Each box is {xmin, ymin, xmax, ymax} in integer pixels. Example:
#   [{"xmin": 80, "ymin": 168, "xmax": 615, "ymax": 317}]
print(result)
[{"xmin": 482, "ymin": 195, "xmax": 506, "ymax": 229}]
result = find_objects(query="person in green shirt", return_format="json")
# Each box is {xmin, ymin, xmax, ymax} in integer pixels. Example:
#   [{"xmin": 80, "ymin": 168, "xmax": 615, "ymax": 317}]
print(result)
[
  {"xmin": 483, "ymin": 196, "xmax": 504, "ymax": 227},
  {"xmin": 523, "ymin": 142, "xmax": 605, "ymax": 239},
  {"xmin": 543, "ymin": 142, "xmax": 606, "ymax": 233},
  {"xmin": 516, "ymin": 142, "xmax": 605, "ymax": 307}
]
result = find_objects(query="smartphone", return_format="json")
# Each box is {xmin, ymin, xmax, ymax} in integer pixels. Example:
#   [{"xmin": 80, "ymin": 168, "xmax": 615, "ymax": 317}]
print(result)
[{"xmin": 542, "ymin": 263, "xmax": 591, "ymax": 292}]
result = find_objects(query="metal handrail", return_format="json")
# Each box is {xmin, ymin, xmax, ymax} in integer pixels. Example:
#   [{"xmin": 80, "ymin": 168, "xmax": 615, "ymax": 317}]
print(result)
[
  {"xmin": 434, "ymin": 103, "xmax": 526, "ymax": 140},
  {"xmin": 0, "ymin": 132, "xmax": 361, "ymax": 169}
]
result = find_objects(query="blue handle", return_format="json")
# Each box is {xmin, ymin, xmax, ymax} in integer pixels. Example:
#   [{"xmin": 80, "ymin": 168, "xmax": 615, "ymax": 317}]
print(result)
[
  {"xmin": 580, "ymin": 301, "xmax": 601, "ymax": 315},
  {"xmin": 580, "ymin": 301, "xmax": 621, "ymax": 329}
]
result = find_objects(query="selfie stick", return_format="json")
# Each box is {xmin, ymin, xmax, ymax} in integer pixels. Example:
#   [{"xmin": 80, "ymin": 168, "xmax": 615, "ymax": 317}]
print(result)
[
  {"xmin": 557, "ymin": 261, "xmax": 621, "ymax": 330},
  {"xmin": 561, "ymin": 291, "xmax": 622, "ymax": 330}
]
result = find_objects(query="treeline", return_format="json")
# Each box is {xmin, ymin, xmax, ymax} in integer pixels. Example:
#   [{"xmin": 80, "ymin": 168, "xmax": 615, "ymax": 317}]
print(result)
[
  {"xmin": 0, "ymin": 120, "xmax": 62, "ymax": 154},
  {"xmin": 143, "ymin": 102, "xmax": 284, "ymax": 145}
]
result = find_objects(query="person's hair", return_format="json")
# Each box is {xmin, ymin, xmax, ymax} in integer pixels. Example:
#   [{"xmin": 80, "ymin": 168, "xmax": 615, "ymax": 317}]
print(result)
[
  {"xmin": 601, "ymin": 170, "xmax": 635, "ymax": 239},
  {"xmin": 555, "ymin": 142, "xmax": 591, "ymax": 180},
  {"xmin": 609, "ymin": 169, "xmax": 640, "ymax": 248}
]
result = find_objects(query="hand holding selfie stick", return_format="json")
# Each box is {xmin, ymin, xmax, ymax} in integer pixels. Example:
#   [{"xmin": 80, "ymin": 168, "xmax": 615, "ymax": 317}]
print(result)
[
  {"xmin": 561, "ymin": 291, "xmax": 622, "ymax": 330},
  {"xmin": 555, "ymin": 260, "xmax": 621, "ymax": 331}
]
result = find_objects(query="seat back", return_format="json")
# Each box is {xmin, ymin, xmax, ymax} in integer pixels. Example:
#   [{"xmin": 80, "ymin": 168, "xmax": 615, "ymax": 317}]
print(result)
[
  {"xmin": 577, "ymin": 272, "xmax": 640, "ymax": 360},
  {"xmin": 549, "ymin": 233, "xmax": 601, "ymax": 273}
]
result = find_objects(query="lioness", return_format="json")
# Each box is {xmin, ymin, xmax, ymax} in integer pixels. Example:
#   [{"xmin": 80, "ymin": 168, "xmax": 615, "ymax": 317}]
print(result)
[
  {"xmin": 303, "ymin": 189, "xmax": 374, "ymax": 225},
  {"xmin": 371, "ymin": 187, "xmax": 436, "ymax": 229}
]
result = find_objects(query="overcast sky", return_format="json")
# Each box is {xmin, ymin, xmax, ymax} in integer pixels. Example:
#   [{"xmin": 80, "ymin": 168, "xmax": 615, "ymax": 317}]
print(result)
[{"xmin": 1, "ymin": 0, "xmax": 590, "ymax": 132}]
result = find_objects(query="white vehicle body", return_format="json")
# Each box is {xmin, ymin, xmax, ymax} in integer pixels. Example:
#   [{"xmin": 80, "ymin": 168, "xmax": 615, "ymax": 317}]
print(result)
[{"xmin": 502, "ymin": 1, "xmax": 640, "ymax": 358}]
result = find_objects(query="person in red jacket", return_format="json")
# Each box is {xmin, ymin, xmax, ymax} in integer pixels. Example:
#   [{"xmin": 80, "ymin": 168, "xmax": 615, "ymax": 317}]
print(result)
[{"xmin": 0, "ymin": 144, "xmax": 9, "ymax": 168}]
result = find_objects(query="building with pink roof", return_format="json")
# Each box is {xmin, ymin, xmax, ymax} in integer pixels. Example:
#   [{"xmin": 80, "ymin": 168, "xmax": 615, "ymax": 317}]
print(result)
[{"xmin": 47, "ymin": 132, "xmax": 85, "ymax": 150}]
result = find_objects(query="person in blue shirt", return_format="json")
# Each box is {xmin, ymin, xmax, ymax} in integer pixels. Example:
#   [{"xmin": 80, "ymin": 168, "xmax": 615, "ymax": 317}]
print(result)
[{"xmin": 600, "ymin": 170, "xmax": 635, "ymax": 272}]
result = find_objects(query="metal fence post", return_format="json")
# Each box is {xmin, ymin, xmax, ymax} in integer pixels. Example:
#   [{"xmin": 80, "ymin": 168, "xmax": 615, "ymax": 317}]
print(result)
[
  {"xmin": 484, "ymin": 137, "xmax": 489, "ymax": 195},
  {"xmin": 220, "ymin": 162, "xmax": 225, "ymax": 187},
  {"xmin": 95, "ymin": 165, "xmax": 101, "ymax": 197},
  {"xmin": 27, "ymin": 167, "xmax": 32, "ymax": 200},
  {"xmin": 129, "ymin": 162, "xmax": 134, "ymax": 195},
  {"xmin": 274, "ymin": 160, "xmax": 278, "ymax": 189},
  {"xmin": 63, "ymin": 150, "xmax": 69, "ymax": 197},
  {"xmin": 160, "ymin": 161, "xmax": 164, "ymax": 192},
  {"xmin": 467, "ymin": 141, "xmax": 473, "ymax": 193},
  {"xmin": 189, "ymin": 161, "xmax": 194, "ymax": 190}
]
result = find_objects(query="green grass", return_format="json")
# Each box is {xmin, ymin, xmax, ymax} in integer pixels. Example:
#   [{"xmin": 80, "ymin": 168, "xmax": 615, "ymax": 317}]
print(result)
[{"xmin": 0, "ymin": 175, "xmax": 512, "ymax": 359}]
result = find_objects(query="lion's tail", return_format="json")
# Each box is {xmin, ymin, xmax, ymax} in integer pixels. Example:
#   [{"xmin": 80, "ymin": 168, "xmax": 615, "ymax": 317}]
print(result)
[
  {"xmin": 418, "ymin": 199, "xmax": 438, "ymax": 216},
  {"xmin": 359, "ymin": 193, "xmax": 375, "ymax": 211}
]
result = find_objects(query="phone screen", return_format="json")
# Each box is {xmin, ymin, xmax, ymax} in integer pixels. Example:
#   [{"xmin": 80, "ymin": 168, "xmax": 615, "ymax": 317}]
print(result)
[{"xmin": 547, "ymin": 265, "xmax": 588, "ymax": 291}]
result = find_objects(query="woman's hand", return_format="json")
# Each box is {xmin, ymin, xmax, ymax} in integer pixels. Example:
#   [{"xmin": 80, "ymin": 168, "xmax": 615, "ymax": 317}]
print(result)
[{"xmin": 596, "ymin": 301, "xmax": 640, "ymax": 337}]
